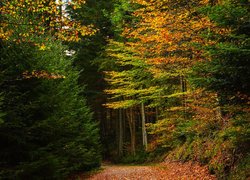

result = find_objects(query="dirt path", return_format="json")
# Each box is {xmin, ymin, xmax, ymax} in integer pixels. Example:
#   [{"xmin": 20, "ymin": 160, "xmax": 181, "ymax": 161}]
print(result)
[{"xmin": 78, "ymin": 161, "xmax": 217, "ymax": 180}]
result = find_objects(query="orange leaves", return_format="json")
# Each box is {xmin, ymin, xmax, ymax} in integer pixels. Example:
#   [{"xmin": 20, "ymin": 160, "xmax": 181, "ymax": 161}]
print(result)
[
  {"xmin": 123, "ymin": 0, "xmax": 218, "ymax": 69},
  {"xmin": 84, "ymin": 163, "xmax": 216, "ymax": 180}
]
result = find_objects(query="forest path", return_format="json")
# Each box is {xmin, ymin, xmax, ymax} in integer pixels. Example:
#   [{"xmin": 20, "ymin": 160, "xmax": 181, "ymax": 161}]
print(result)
[{"xmin": 79, "ymin": 161, "xmax": 217, "ymax": 180}]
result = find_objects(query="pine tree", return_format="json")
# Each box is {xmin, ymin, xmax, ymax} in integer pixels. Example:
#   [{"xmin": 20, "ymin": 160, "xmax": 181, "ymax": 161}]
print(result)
[
  {"xmin": 0, "ymin": 0, "xmax": 101, "ymax": 178},
  {"xmin": 0, "ymin": 36, "xmax": 101, "ymax": 179},
  {"xmin": 190, "ymin": 1, "xmax": 250, "ymax": 105}
]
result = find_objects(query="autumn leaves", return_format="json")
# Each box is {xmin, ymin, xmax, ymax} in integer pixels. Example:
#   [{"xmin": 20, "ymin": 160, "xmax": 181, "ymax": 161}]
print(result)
[
  {"xmin": 101, "ymin": 1, "xmax": 249, "ymax": 177},
  {"xmin": 0, "ymin": 0, "xmax": 95, "ymax": 42}
]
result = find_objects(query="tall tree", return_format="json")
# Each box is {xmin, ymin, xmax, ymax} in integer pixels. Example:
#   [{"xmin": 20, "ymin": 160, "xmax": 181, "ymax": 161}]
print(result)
[
  {"xmin": 100, "ymin": 40, "xmax": 159, "ymax": 154},
  {"xmin": 0, "ymin": 0, "xmax": 101, "ymax": 178}
]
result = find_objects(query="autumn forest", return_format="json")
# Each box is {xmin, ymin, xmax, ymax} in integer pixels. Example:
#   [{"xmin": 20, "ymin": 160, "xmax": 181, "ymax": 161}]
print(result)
[{"xmin": 0, "ymin": 0, "xmax": 249, "ymax": 179}]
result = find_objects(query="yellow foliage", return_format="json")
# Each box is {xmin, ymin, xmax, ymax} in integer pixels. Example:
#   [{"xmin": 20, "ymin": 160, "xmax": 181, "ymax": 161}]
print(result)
[{"xmin": 0, "ymin": 0, "xmax": 95, "ymax": 42}]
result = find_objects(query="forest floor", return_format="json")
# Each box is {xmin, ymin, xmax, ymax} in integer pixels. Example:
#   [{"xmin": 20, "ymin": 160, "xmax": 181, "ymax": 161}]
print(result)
[{"xmin": 76, "ymin": 161, "xmax": 217, "ymax": 180}]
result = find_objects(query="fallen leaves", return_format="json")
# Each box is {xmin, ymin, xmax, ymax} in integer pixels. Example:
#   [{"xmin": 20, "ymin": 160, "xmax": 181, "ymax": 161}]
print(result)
[{"xmin": 77, "ymin": 161, "xmax": 216, "ymax": 180}]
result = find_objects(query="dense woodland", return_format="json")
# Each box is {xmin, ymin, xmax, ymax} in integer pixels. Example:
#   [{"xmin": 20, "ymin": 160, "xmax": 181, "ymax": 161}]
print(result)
[{"xmin": 0, "ymin": 0, "xmax": 249, "ymax": 179}]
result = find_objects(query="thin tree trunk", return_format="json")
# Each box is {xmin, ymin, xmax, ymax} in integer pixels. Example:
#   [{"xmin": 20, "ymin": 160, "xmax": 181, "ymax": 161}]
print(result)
[
  {"xmin": 141, "ymin": 102, "xmax": 147, "ymax": 150},
  {"xmin": 118, "ymin": 108, "xmax": 123, "ymax": 156},
  {"xmin": 127, "ymin": 108, "xmax": 136, "ymax": 156},
  {"xmin": 131, "ymin": 107, "xmax": 136, "ymax": 156},
  {"xmin": 123, "ymin": 109, "xmax": 126, "ymax": 143}
]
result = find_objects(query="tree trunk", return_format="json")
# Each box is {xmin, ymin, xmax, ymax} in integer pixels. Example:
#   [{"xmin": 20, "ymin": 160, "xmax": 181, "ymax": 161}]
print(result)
[
  {"xmin": 127, "ymin": 108, "xmax": 136, "ymax": 156},
  {"xmin": 141, "ymin": 102, "xmax": 147, "ymax": 150},
  {"xmin": 118, "ymin": 108, "xmax": 123, "ymax": 156}
]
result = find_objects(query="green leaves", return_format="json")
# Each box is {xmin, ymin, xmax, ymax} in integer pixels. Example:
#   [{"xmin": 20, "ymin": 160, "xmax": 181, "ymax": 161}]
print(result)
[{"xmin": 201, "ymin": 4, "xmax": 248, "ymax": 27}]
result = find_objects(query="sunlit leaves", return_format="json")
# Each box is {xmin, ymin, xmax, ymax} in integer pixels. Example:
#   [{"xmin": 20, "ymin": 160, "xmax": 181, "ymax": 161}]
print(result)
[
  {"xmin": 101, "ymin": 40, "xmax": 158, "ymax": 109},
  {"xmin": 0, "ymin": 0, "xmax": 95, "ymax": 42},
  {"xmin": 124, "ymin": 0, "xmax": 222, "ymax": 69}
]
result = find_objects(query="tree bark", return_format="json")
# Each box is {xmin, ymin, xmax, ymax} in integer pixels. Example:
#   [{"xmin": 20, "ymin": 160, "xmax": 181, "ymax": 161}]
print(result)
[
  {"xmin": 141, "ymin": 102, "xmax": 147, "ymax": 150},
  {"xmin": 118, "ymin": 108, "xmax": 123, "ymax": 156},
  {"xmin": 127, "ymin": 108, "xmax": 136, "ymax": 156}
]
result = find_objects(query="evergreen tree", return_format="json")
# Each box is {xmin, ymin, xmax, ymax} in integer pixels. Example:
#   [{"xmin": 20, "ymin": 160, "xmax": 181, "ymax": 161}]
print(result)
[
  {"xmin": 190, "ymin": 1, "xmax": 250, "ymax": 106},
  {"xmin": 0, "ymin": 37, "xmax": 101, "ymax": 179},
  {"xmin": 0, "ymin": 1, "xmax": 101, "ymax": 178}
]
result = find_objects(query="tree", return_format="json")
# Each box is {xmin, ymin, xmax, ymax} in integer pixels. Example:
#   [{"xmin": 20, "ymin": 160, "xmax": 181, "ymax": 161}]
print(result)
[
  {"xmin": 100, "ymin": 40, "xmax": 160, "ymax": 154},
  {"xmin": 0, "ymin": 0, "xmax": 95, "ymax": 42},
  {"xmin": 190, "ymin": 1, "xmax": 250, "ymax": 106},
  {"xmin": 0, "ymin": 35, "xmax": 101, "ymax": 179},
  {"xmin": 65, "ymin": 0, "xmax": 116, "ymax": 159},
  {"xmin": 188, "ymin": 2, "xmax": 250, "ymax": 177},
  {"xmin": 0, "ymin": 0, "xmax": 101, "ymax": 178},
  {"xmin": 106, "ymin": 1, "xmax": 250, "ymax": 178}
]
